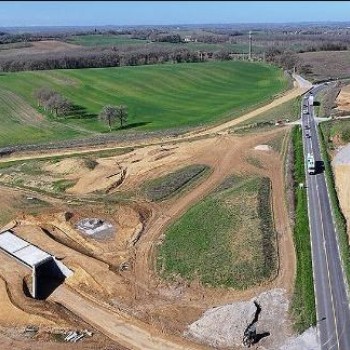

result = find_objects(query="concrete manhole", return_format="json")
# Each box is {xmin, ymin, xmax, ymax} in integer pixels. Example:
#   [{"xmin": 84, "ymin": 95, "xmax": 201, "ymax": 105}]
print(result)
[{"xmin": 76, "ymin": 218, "xmax": 115, "ymax": 239}]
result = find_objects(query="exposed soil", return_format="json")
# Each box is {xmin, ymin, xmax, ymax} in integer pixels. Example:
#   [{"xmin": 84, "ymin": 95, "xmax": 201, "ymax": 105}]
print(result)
[
  {"xmin": 333, "ymin": 143, "xmax": 350, "ymax": 235},
  {"xmin": 0, "ymin": 40, "xmax": 80, "ymax": 57},
  {"xmin": 335, "ymin": 83, "xmax": 350, "ymax": 112}
]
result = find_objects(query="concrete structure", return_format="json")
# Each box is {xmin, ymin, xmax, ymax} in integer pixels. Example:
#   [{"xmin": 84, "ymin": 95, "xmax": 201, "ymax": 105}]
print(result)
[
  {"xmin": 248, "ymin": 31, "xmax": 252, "ymax": 61},
  {"xmin": 0, "ymin": 230, "xmax": 72, "ymax": 299},
  {"xmin": 76, "ymin": 218, "xmax": 114, "ymax": 238}
]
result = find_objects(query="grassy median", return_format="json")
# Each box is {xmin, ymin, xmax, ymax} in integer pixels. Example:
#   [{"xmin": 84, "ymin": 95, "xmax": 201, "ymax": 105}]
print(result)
[{"xmin": 291, "ymin": 125, "xmax": 316, "ymax": 332}]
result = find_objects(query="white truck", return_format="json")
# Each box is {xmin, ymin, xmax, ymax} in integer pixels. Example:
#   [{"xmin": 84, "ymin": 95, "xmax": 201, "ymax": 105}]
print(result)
[
  {"xmin": 308, "ymin": 95, "xmax": 314, "ymax": 108},
  {"xmin": 307, "ymin": 152, "xmax": 315, "ymax": 175}
]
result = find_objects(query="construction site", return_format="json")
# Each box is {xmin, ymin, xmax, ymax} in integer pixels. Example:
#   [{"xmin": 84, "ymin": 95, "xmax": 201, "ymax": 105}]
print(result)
[{"xmin": 0, "ymin": 78, "xmax": 321, "ymax": 350}]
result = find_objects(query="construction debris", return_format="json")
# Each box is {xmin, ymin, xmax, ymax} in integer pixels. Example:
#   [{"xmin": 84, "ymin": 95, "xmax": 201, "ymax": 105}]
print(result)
[{"xmin": 63, "ymin": 329, "xmax": 93, "ymax": 342}]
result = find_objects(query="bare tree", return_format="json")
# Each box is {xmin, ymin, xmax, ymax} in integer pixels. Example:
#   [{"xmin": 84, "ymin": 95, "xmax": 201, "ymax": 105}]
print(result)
[
  {"xmin": 99, "ymin": 105, "xmax": 118, "ymax": 131},
  {"xmin": 34, "ymin": 87, "xmax": 55, "ymax": 107},
  {"xmin": 117, "ymin": 104, "xmax": 128, "ymax": 128},
  {"xmin": 36, "ymin": 88, "xmax": 72, "ymax": 117}
]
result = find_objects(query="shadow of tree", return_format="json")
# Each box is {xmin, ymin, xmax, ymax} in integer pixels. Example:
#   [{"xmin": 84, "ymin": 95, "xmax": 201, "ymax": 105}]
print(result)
[
  {"xmin": 117, "ymin": 121, "xmax": 151, "ymax": 130},
  {"xmin": 66, "ymin": 104, "xmax": 97, "ymax": 119}
]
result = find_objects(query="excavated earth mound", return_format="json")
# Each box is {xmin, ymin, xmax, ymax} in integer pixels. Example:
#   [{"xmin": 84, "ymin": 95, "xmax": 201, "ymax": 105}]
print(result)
[{"xmin": 333, "ymin": 143, "xmax": 350, "ymax": 234}]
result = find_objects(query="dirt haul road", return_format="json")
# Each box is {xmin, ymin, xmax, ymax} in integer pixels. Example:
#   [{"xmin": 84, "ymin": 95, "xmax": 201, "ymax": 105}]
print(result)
[{"xmin": 50, "ymin": 285, "xmax": 208, "ymax": 350}]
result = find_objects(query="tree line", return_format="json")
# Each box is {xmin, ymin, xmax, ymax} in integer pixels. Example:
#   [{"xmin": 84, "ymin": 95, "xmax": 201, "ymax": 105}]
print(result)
[{"xmin": 0, "ymin": 46, "xmax": 228, "ymax": 72}]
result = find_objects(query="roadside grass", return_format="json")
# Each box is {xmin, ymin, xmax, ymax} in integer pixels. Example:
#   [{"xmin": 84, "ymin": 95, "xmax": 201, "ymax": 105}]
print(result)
[
  {"xmin": 157, "ymin": 175, "xmax": 277, "ymax": 289},
  {"xmin": 0, "ymin": 61, "xmax": 288, "ymax": 146},
  {"xmin": 290, "ymin": 126, "xmax": 316, "ymax": 333},
  {"xmin": 319, "ymin": 123, "xmax": 350, "ymax": 287},
  {"xmin": 142, "ymin": 164, "xmax": 210, "ymax": 202},
  {"xmin": 232, "ymin": 97, "xmax": 301, "ymax": 134},
  {"xmin": 321, "ymin": 119, "xmax": 350, "ymax": 146}
]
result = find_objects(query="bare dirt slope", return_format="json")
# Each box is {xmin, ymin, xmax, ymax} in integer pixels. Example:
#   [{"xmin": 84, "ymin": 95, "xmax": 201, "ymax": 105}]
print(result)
[
  {"xmin": 335, "ymin": 83, "xmax": 350, "ymax": 112},
  {"xmin": 333, "ymin": 143, "xmax": 350, "ymax": 234}
]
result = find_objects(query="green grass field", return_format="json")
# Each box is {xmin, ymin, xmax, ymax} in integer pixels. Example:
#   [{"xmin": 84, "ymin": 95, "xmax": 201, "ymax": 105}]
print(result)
[
  {"xmin": 67, "ymin": 34, "xmax": 148, "ymax": 47},
  {"xmin": 0, "ymin": 61, "xmax": 288, "ymax": 147},
  {"xmin": 67, "ymin": 34, "xmax": 262, "ymax": 53},
  {"xmin": 157, "ymin": 175, "xmax": 277, "ymax": 288}
]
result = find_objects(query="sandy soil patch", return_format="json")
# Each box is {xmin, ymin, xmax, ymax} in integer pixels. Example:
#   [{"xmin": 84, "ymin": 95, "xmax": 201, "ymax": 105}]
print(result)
[
  {"xmin": 43, "ymin": 158, "xmax": 91, "ymax": 178},
  {"xmin": 336, "ymin": 84, "xmax": 350, "ymax": 112},
  {"xmin": 254, "ymin": 144, "xmax": 272, "ymax": 151},
  {"xmin": 0, "ymin": 278, "xmax": 50, "ymax": 326}
]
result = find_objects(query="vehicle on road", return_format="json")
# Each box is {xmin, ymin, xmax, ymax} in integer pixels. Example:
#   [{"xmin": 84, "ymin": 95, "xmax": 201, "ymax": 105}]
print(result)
[{"xmin": 307, "ymin": 152, "xmax": 315, "ymax": 175}]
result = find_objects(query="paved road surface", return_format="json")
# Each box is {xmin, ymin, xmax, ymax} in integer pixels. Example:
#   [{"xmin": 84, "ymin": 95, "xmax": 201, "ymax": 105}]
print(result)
[{"xmin": 302, "ymin": 84, "xmax": 350, "ymax": 350}]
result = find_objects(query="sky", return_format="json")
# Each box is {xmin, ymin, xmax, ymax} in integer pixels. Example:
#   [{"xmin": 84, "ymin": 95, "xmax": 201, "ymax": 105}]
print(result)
[{"xmin": 1, "ymin": 1, "xmax": 350, "ymax": 27}]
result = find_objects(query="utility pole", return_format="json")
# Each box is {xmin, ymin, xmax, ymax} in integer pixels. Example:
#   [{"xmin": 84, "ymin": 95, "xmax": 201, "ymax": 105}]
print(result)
[{"xmin": 248, "ymin": 31, "xmax": 252, "ymax": 61}]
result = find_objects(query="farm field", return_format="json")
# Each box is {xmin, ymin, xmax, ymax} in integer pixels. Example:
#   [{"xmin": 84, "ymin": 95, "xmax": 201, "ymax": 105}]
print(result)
[
  {"xmin": 298, "ymin": 50, "xmax": 350, "ymax": 81},
  {"xmin": 67, "ymin": 34, "xmax": 259, "ymax": 53},
  {"xmin": 0, "ymin": 61, "xmax": 288, "ymax": 147}
]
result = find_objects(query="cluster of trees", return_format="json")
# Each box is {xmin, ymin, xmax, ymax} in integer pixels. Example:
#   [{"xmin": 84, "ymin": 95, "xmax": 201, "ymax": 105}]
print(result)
[
  {"xmin": 155, "ymin": 34, "xmax": 183, "ymax": 43},
  {"xmin": 34, "ymin": 86, "xmax": 129, "ymax": 131},
  {"xmin": 34, "ymin": 87, "xmax": 72, "ymax": 117},
  {"xmin": 265, "ymin": 48, "xmax": 300, "ymax": 70},
  {"xmin": 99, "ymin": 105, "xmax": 128, "ymax": 131}
]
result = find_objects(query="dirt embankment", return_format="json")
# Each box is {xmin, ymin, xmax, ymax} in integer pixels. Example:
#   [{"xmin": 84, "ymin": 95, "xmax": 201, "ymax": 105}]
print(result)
[
  {"xmin": 335, "ymin": 83, "xmax": 350, "ymax": 113},
  {"xmin": 333, "ymin": 143, "xmax": 350, "ymax": 234}
]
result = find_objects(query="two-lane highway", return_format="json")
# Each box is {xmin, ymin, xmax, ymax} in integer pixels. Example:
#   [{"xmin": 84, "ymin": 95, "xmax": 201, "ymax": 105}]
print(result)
[{"xmin": 302, "ymin": 85, "xmax": 350, "ymax": 349}]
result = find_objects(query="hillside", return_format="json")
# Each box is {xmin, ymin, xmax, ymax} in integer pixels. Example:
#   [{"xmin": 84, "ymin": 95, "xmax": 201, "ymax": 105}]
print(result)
[{"xmin": 0, "ymin": 61, "xmax": 288, "ymax": 147}]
